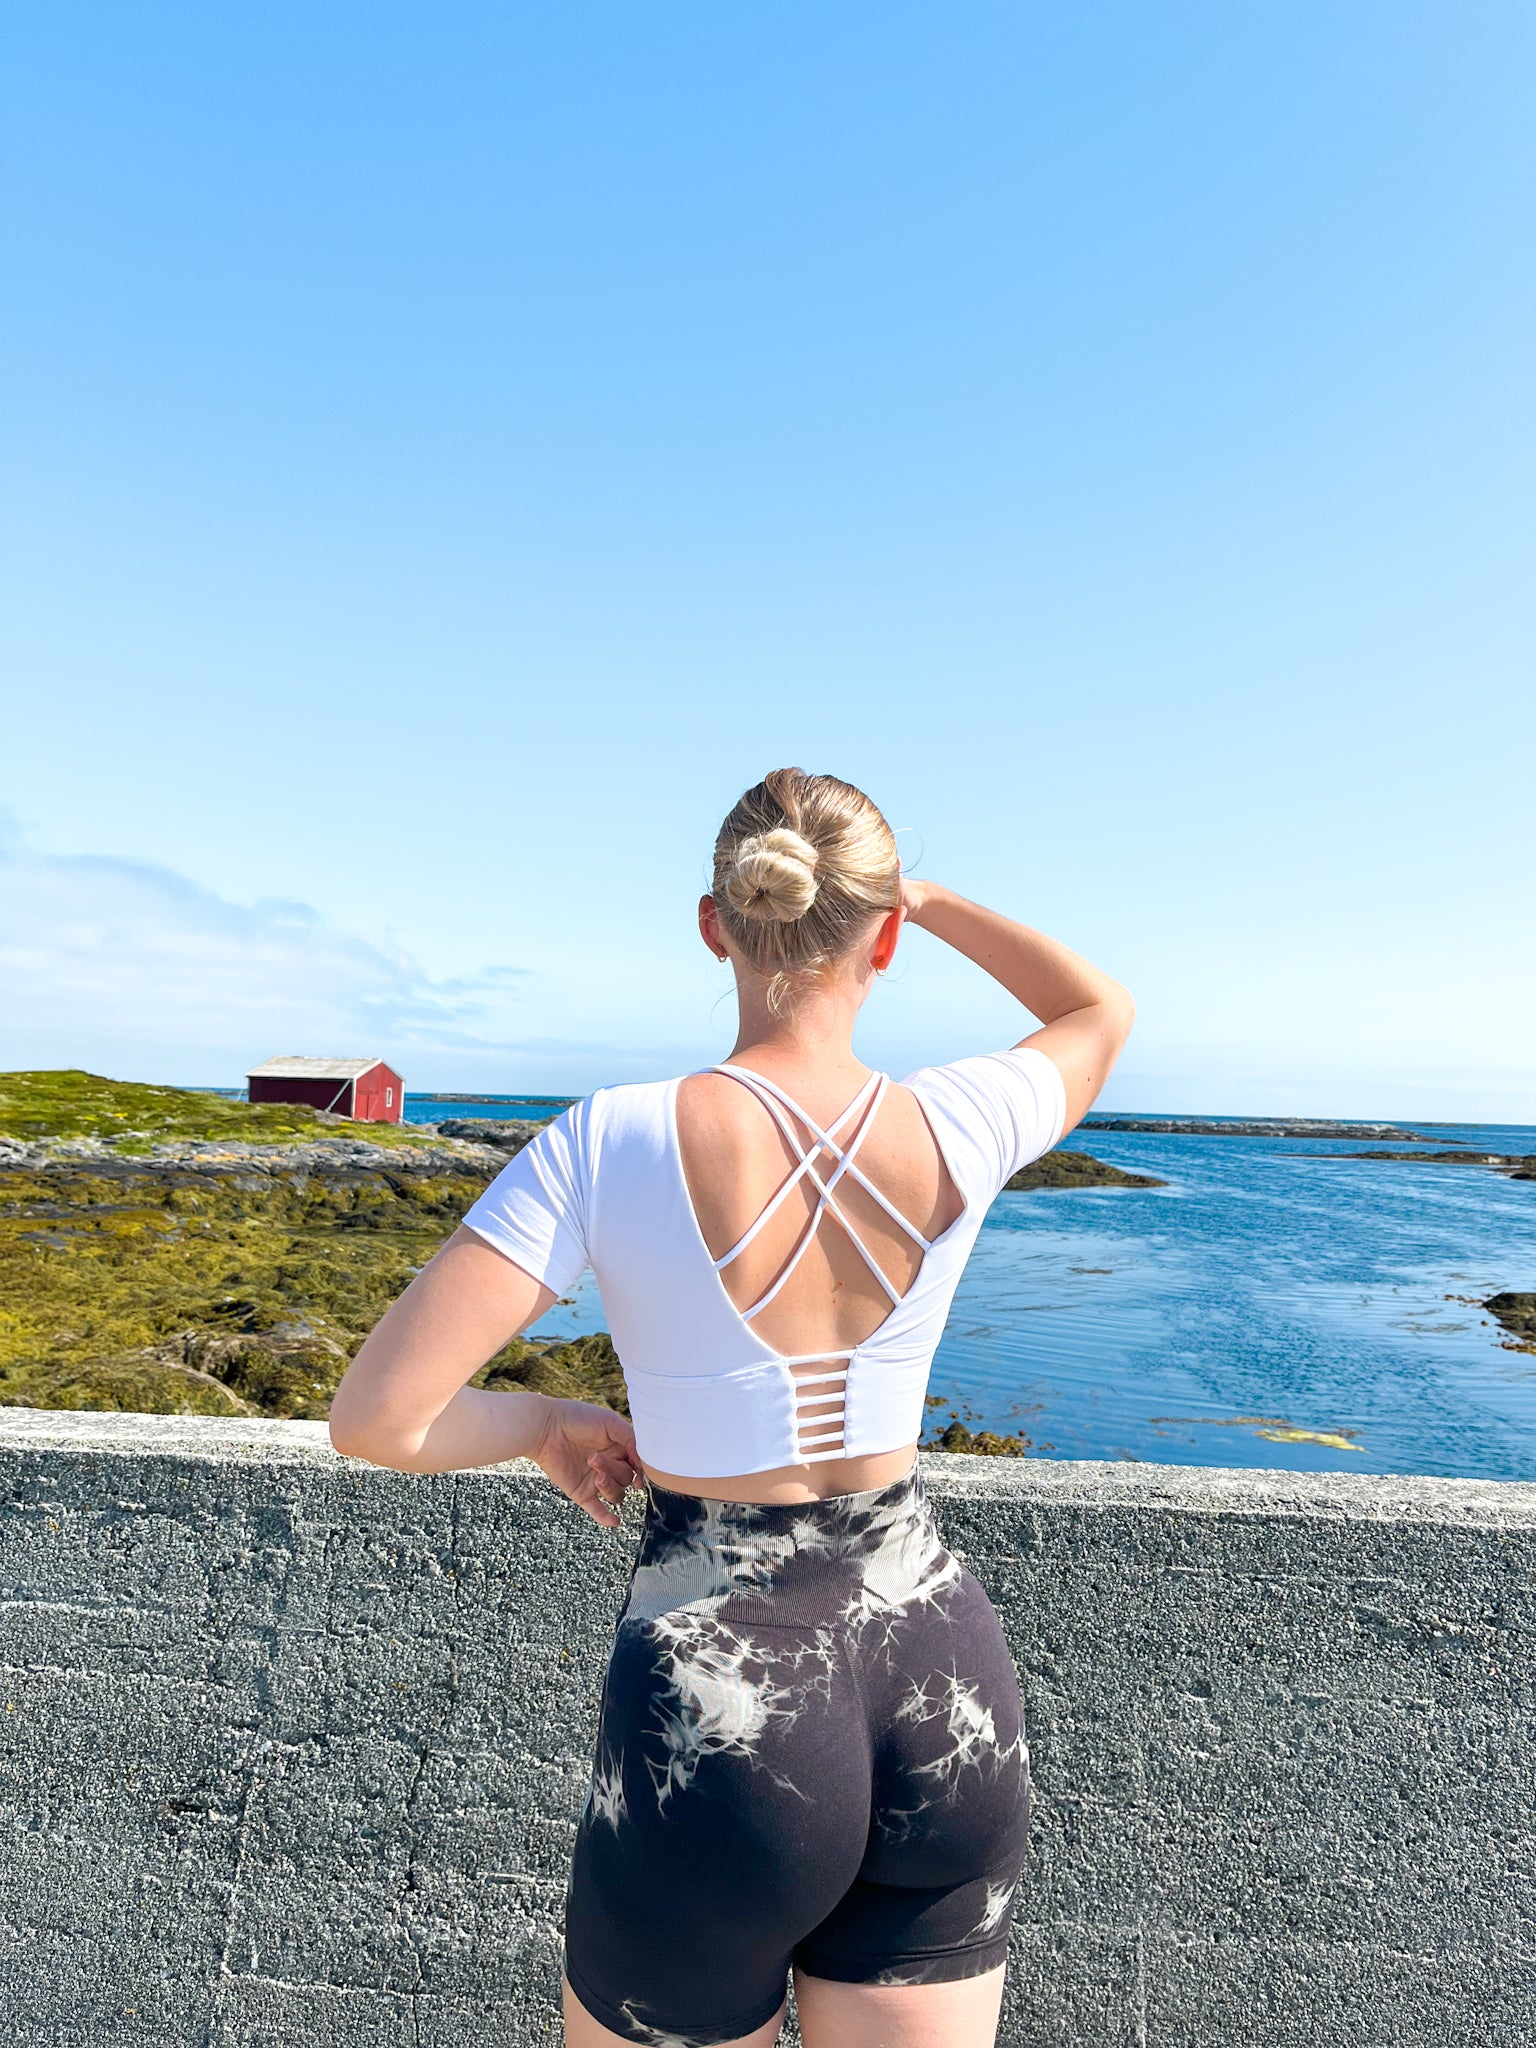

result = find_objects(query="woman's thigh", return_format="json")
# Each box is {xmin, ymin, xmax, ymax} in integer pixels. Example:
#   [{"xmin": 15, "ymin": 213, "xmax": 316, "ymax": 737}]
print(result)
[
  {"xmin": 793, "ymin": 1961, "xmax": 1006, "ymax": 2048},
  {"xmin": 563, "ymin": 1974, "xmax": 788, "ymax": 2048}
]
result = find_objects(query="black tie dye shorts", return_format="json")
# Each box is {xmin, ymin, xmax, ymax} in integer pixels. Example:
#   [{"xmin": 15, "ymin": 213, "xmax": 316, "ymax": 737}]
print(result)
[{"xmin": 563, "ymin": 1461, "xmax": 1030, "ymax": 2045}]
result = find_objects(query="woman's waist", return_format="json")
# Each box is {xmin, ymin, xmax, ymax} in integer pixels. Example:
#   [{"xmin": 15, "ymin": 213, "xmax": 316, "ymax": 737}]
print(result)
[
  {"xmin": 638, "ymin": 1439, "xmax": 918, "ymax": 1509},
  {"xmin": 621, "ymin": 1458, "xmax": 959, "ymax": 1627}
]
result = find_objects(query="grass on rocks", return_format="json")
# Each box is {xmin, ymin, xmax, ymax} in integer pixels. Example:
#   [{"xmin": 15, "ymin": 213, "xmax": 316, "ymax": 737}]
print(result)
[{"xmin": 0, "ymin": 1069, "xmax": 435, "ymax": 1152}]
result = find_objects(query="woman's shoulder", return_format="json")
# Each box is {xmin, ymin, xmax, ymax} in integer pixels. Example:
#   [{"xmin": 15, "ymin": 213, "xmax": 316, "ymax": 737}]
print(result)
[
  {"xmin": 898, "ymin": 1046, "xmax": 1068, "ymax": 1189},
  {"xmin": 566, "ymin": 1075, "xmax": 679, "ymax": 1145},
  {"xmin": 900, "ymin": 1043, "xmax": 1064, "ymax": 1102}
]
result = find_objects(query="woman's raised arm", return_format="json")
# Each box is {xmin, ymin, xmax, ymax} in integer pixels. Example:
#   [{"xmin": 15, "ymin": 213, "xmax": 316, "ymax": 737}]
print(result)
[{"xmin": 900, "ymin": 880, "xmax": 1135, "ymax": 1136}]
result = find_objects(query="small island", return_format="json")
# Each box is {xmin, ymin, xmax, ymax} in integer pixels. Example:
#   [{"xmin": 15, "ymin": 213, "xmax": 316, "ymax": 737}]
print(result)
[
  {"xmin": 1342, "ymin": 1150, "xmax": 1536, "ymax": 1179},
  {"xmin": 1003, "ymin": 1149, "xmax": 1167, "ymax": 1192},
  {"xmin": 1081, "ymin": 1115, "xmax": 1436, "ymax": 1140}
]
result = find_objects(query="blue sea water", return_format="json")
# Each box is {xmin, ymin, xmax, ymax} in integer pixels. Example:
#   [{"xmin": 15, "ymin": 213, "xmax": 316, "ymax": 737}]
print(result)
[
  {"xmin": 409, "ymin": 1096, "xmax": 1535, "ymax": 1482},
  {"xmin": 405, "ymin": 1094, "xmax": 574, "ymax": 1123}
]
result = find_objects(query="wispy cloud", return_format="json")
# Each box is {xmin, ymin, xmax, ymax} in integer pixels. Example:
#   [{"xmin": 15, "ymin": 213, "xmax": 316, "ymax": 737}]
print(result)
[{"xmin": 0, "ymin": 831, "xmax": 532, "ymax": 1082}]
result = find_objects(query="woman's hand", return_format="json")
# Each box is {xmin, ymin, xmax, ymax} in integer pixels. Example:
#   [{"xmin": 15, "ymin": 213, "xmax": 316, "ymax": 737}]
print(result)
[
  {"xmin": 897, "ymin": 882, "xmax": 1134, "ymax": 1135},
  {"xmin": 529, "ymin": 1395, "xmax": 646, "ymax": 1530},
  {"xmin": 899, "ymin": 875, "xmax": 933, "ymax": 921}
]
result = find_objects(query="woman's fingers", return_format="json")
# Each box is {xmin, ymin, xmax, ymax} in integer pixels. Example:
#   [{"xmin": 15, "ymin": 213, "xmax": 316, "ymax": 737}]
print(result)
[
  {"xmin": 588, "ymin": 1450, "xmax": 642, "ymax": 1502},
  {"xmin": 571, "ymin": 1464, "xmax": 623, "ymax": 1529}
]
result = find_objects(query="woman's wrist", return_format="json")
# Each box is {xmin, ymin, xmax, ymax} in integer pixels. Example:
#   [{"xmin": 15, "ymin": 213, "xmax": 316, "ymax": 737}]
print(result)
[{"xmin": 505, "ymin": 1387, "xmax": 555, "ymax": 1463}]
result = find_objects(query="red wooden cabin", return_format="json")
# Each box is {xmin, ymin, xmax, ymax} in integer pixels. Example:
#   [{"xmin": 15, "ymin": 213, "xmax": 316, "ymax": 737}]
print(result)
[{"xmin": 246, "ymin": 1057, "xmax": 404, "ymax": 1123}]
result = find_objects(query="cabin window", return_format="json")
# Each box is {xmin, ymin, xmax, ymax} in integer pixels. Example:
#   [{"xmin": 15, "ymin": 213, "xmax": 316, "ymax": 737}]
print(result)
[{"xmin": 385, "ymin": 1087, "xmax": 394, "ymax": 1108}]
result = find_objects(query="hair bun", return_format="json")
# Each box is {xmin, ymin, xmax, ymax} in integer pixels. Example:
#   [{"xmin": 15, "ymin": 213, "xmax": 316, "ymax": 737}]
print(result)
[{"xmin": 723, "ymin": 827, "xmax": 820, "ymax": 923}]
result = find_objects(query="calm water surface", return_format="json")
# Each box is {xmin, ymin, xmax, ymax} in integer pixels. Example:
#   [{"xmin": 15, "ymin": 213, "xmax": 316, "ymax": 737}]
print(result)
[{"xmin": 406, "ymin": 1097, "xmax": 1536, "ymax": 1482}]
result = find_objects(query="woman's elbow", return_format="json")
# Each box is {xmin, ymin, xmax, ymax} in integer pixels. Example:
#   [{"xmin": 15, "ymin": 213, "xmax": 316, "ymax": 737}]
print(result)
[
  {"xmin": 327, "ymin": 1384, "xmax": 407, "ymax": 1468},
  {"xmin": 327, "ymin": 1407, "xmax": 376, "ymax": 1462}
]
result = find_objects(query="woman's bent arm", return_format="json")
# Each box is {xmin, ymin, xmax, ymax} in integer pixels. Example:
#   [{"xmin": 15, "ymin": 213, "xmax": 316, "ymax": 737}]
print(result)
[
  {"xmin": 327, "ymin": 1226, "xmax": 641, "ymax": 1527},
  {"xmin": 902, "ymin": 881, "xmax": 1135, "ymax": 1134}
]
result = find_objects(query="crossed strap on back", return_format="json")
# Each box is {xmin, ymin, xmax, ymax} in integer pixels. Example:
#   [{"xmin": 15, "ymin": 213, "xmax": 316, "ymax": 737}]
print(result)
[{"xmin": 708, "ymin": 1062, "xmax": 934, "ymax": 1321}]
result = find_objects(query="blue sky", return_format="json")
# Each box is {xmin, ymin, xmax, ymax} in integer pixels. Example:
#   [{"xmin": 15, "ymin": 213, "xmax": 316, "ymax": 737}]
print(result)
[{"xmin": 3, "ymin": 3, "xmax": 1532, "ymax": 1118}]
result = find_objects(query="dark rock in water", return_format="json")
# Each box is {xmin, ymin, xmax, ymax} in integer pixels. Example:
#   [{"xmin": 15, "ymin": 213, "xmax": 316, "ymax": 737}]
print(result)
[
  {"xmin": 1347, "ymin": 1151, "xmax": 1536, "ymax": 1175},
  {"xmin": 434, "ymin": 1118, "xmax": 550, "ymax": 1153},
  {"xmin": 1002, "ymin": 1149, "xmax": 1166, "ymax": 1192},
  {"xmin": 1485, "ymin": 1293, "xmax": 1536, "ymax": 1354},
  {"xmin": 1081, "ymin": 1116, "xmax": 1434, "ymax": 1140}
]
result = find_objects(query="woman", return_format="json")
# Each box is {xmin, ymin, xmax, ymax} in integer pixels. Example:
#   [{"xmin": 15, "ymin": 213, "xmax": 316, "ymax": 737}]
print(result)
[{"xmin": 329, "ymin": 768, "xmax": 1134, "ymax": 2048}]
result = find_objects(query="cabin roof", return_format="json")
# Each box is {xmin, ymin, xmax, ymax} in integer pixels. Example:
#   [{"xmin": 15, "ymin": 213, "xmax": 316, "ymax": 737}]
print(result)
[{"xmin": 247, "ymin": 1057, "xmax": 388, "ymax": 1081}]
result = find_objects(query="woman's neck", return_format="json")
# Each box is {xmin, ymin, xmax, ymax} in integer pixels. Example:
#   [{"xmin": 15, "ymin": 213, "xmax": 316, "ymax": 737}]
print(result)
[{"xmin": 727, "ymin": 973, "xmax": 866, "ymax": 1074}]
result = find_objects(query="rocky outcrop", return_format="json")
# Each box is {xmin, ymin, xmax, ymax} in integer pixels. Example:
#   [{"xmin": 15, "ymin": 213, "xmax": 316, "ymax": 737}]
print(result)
[
  {"xmin": 431, "ymin": 1118, "xmax": 550, "ymax": 1154},
  {"xmin": 921, "ymin": 1416, "xmax": 1032, "ymax": 1456},
  {"xmin": 1003, "ymin": 1149, "xmax": 1166, "ymax": 1192},
  {"xmin": 1485, "ymin": 1293, "xmax": 1536, "ymax": 1353},
  {"xmin": 0, "ymin": 1146, "xmax": 502, "ymax": 1421},
  {"xmin": 1347, "ymin": 1151, "xmax": 1536, "ymax": 1177}
]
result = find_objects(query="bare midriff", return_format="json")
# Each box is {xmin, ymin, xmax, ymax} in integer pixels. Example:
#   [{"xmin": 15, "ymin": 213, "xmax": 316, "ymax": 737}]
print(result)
[{"xmin": 640, "ymin": 1438, "xmax": 920, "ymax": 1505}]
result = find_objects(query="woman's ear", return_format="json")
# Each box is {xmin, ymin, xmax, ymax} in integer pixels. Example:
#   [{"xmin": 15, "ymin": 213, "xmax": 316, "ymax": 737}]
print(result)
[
  {"xmin": 698, "ymin": 895, "xmax": 728, "ymax": 961},
  {"xmin": 870, "ymin": 905, "xmax": 904, "ymax": 974}
]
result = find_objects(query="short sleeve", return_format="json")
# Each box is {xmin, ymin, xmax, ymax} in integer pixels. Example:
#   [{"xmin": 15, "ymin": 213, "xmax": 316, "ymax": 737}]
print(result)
[
  {"xmin": 459, "ymin": 1102, "xmax": 591, "ymax": 1295},
  {"xmin": 900, "ymin": 1046, "xmax": 1068, "ymax": 1204}
]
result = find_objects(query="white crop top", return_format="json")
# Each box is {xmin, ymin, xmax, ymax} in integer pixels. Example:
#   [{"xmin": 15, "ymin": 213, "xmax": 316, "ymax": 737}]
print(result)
[{"xmin": 460, "ymin": 1046, "xmax": 1067, "ymax": 1478}]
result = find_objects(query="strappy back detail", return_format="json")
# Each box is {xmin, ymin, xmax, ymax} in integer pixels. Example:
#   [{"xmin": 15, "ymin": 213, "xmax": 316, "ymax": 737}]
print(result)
[
  {"xmin": 705, "ymin": 1063, "xmax": 936, "ymax": 1464},
  {"xmin": 708, "ymin": 1063, "xmax": 933, "ymax": 1319}
]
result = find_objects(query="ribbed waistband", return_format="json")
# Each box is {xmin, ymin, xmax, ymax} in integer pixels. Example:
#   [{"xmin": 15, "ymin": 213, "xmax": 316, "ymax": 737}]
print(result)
[{"xmin": 621, "ymin": 1461, "xmax": 957, "ymax": 1629}]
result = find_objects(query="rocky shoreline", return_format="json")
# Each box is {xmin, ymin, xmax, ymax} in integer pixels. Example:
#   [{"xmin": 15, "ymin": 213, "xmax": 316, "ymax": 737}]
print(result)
[{"xmin": 0, "ymin": 1131, "xmax": 509, "ymax": 1180}]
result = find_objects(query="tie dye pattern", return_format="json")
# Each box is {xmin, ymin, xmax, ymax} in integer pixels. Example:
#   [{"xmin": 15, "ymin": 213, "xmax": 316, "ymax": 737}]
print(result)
[{"xmin": 564, "ymin": 1465, "xmax": 1030, "ymax": 2046}]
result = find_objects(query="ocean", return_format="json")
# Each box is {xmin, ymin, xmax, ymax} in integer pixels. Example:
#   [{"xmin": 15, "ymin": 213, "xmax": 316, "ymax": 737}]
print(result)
[{"xmin": 405, "ymin": 1095, "xmax": 1536, "ymax": 1482}]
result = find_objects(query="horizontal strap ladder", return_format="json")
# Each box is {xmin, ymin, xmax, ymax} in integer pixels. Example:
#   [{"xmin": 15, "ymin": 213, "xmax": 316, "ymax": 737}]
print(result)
[{"xmin": 785, "ymin": 1354, "xmax": 852, "ymax": 1465}]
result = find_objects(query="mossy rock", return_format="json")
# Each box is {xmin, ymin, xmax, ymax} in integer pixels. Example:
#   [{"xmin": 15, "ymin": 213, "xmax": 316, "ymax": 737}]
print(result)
[
  {"xmin": 0, "ymin": 1158, "xmax": 486, "ymax": 1420},
  {"xmin": 1003, "ymin": 1149, "xmax": 1166, "ymax": 1192},
  {"xmin": 0, "ymin": 1352, "xmax": 250, "ymax": 1417},
  {"xmin": 476, "ymin": 1332, "xmax": 628, "ymax": 1414},
  {"xmin": 922, "ymin": 1417, "xmax": 1032, "ymax": 1457}
]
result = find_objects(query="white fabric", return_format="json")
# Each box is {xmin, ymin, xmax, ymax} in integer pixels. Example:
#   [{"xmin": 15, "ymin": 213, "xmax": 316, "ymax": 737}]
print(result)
[{"xmin": 460, "ymin": 1046, "xmax": 1067, "ymax": 1477}]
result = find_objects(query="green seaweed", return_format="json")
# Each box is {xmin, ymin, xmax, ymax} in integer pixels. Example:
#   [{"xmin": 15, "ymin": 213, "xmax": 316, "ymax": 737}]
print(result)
[
  {"xmin": 921, "ymin": 1417, "xmax": 1033, "ymax": 1457},
  {"xmin": 0, "ymin": 1160, "xmax": 485, "ymax": 1418}
]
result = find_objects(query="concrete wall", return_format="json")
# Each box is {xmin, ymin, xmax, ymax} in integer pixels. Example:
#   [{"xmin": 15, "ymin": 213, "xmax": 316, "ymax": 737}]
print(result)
[{"xmin": 1, "ymin": 1410, "xmax": 1532, "ymax": 2048}]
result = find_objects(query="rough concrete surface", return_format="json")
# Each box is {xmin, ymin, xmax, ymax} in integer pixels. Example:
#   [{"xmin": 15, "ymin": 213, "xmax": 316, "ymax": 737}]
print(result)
[{"xmin": 1, "ymin": 1410, "xmax": 1532, "ymax": 2047}]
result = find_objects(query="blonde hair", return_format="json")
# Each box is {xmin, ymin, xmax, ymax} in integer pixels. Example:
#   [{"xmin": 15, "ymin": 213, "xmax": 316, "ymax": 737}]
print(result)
[{"xmin": 712, "ymin": 768, "xmax": 901, "ymax": 991}]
